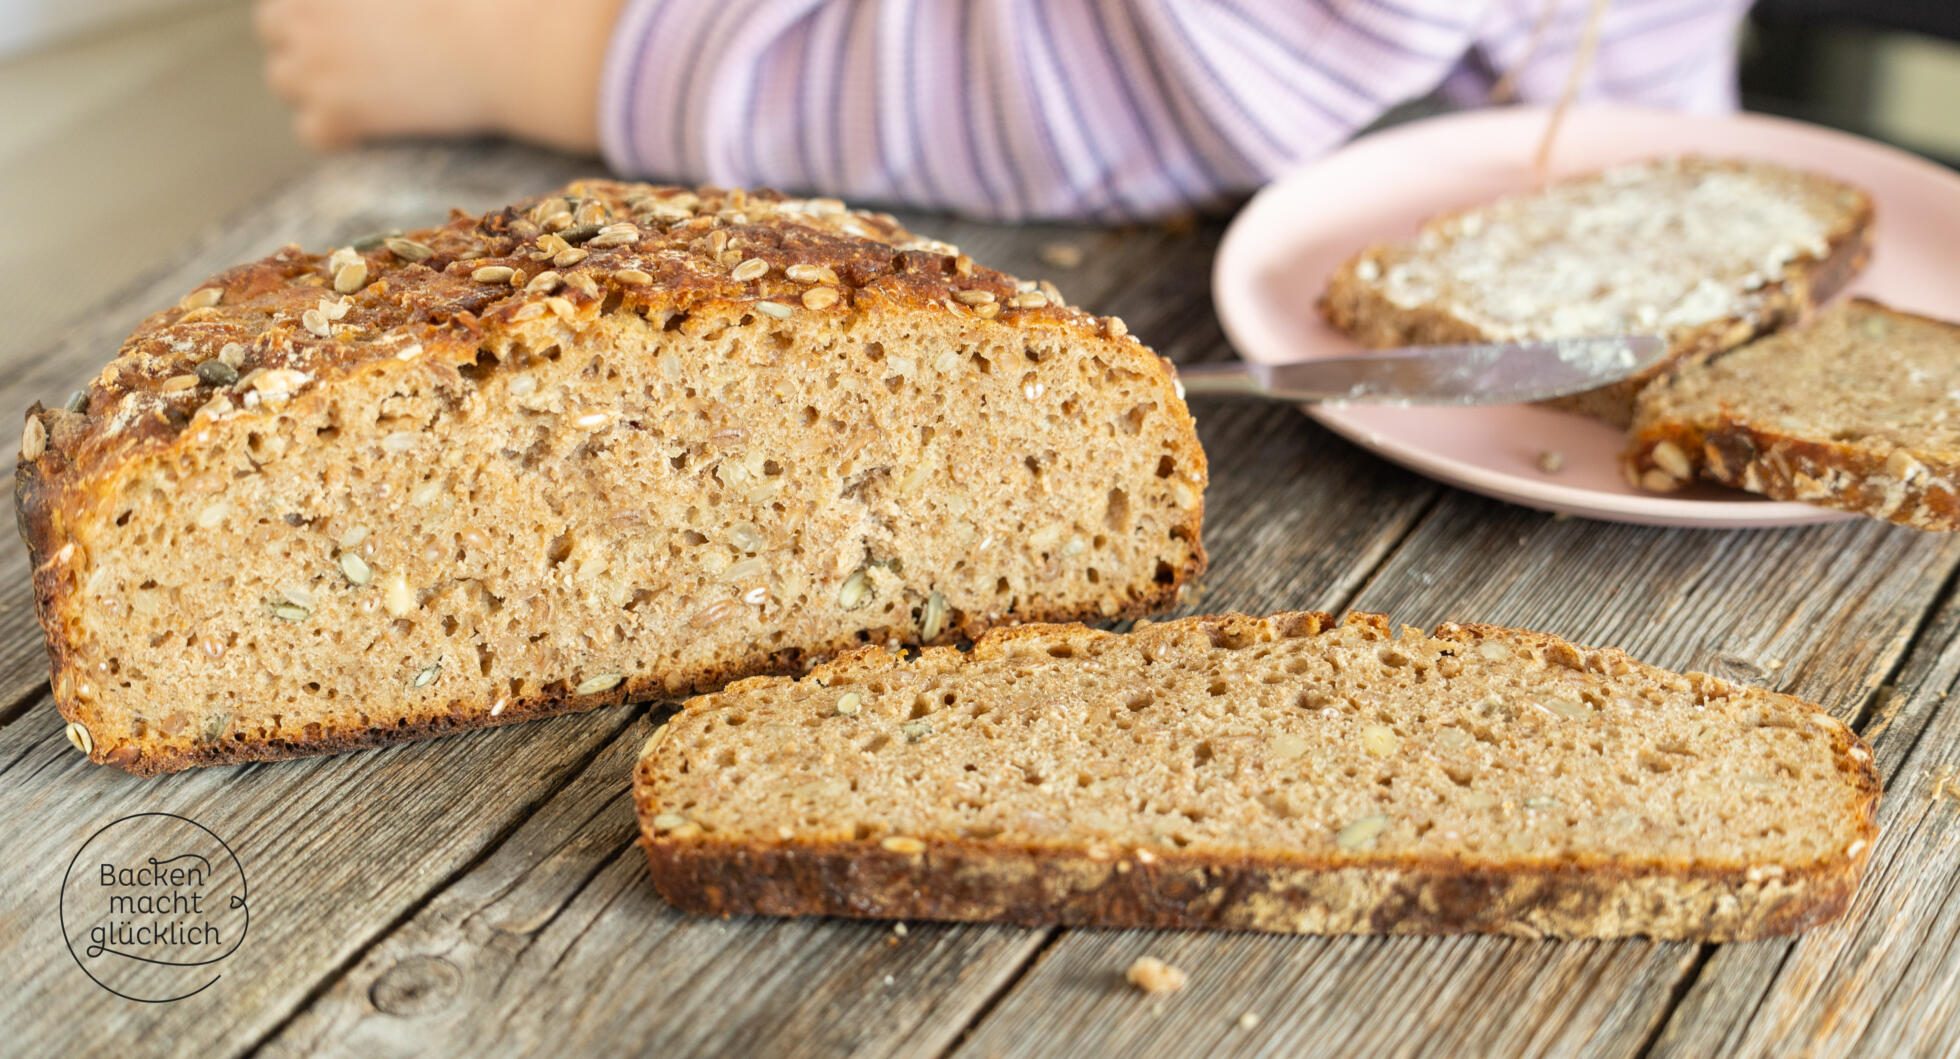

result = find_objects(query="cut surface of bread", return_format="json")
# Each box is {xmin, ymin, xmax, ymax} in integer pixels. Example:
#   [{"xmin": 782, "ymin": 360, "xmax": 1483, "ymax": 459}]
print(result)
[
  {"xmin": 634, "ymin": 612, "xmax": 1878, "ymax": 941},
  {"xmin": 16, "ymin": 183, "xmax": 1206, "ymax": 774},
  {"xmin": 1321, "ymin": 156, "xmax": 1872, "ymax": 424},
  {"xmin": 1628, "ymin": 299, "xmax": 1959, "ymax": 530}
]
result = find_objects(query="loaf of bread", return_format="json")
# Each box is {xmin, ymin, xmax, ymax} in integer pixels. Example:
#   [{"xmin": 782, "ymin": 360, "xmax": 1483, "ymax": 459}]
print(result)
[
  {"xmin": 1321, "ymin": 156, "xmax": 1873, "ymax": 424},
  {"xmin": 634, "ymin": 611, "xmax": 1878, "ymax": 941},
  {"xmin": 16, "ymin": 182, "xmax": 1206, "ymax": 774},
  {"xmin": 1627, "ymin": 299, "xmax": 1957, "ymax": 530}
]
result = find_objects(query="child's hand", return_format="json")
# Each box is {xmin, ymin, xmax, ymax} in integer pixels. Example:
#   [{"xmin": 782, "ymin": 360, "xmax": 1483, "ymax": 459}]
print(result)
[{"xmin": 253, "ymin": 0, "xmax": 616, "ymax": 154}]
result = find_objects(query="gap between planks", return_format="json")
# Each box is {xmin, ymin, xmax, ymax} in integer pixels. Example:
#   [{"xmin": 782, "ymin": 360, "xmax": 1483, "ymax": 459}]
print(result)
[
  {"xmin": 238, "ymin": 706, "xmax": 650, "ymax": 1055},
  {"xmin": 1641, "ymin": 560, "xmax": 1960, "ymax": 1056}
]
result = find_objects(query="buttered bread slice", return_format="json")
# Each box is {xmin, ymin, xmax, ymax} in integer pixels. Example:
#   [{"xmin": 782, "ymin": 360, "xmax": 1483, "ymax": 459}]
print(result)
[
  {"xmin": 1322, "ymin": 156, "xmax": 1871, "ymax": 424},
  {"xmin": 17, "ymin": 183, "xmax": 1205, "ymax": 773},
  {"xmin": 635, "ymin": 612, "xmax": 1878, "ymax": 941}
]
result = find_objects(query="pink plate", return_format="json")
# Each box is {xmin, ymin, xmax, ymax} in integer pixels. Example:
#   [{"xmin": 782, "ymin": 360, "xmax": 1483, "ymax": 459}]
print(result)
[{"xmin": 1213, "ymin": 104, "xmax": 1960, "ymax": 528}]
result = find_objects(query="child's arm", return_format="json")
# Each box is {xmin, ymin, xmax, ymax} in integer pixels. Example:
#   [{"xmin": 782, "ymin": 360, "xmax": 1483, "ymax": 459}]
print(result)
[
  {"xmin": 257, "ymin": 1, "xmax": 1758, "ymax": 222},
  {"xmin": 600, "ymin": 0, "xmax": 1755, "ymax": 221},
  {"xmin": 598, "ymin": 0, "xmax": 1487, "ymax": 220}
]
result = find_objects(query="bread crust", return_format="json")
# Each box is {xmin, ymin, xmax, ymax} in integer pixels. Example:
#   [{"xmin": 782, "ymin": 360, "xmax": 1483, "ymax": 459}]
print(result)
[
  {"xmin": 1626, "ymin": 300, "xmax": 1960, "ymax": 531},
  {"xmin": 1319, "ymin": 158, "xmax": 1874, "ymax": 426},
  {"xmin": 642, "ymin": 836, "xmax": 1858, "ymax": 942},
  {"xmin": 16, "ymin": 183, "xmax": 1206, "ymax": 774},
  {"xmin": 635, "ymin": 612, "xmax": 1880, "ymax": 941}
]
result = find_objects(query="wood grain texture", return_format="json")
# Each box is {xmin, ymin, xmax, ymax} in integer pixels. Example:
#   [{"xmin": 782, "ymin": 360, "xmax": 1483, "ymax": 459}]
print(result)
[
  {"xmin": 1648, "ymin": 586, "xmax": 1960, "ymax": 1057},
  {"xmin": 258, "ymin": 711, "xmax": 1049, "ymax": 1059},
  {"xmin": 0, "ymin": 690, "xmax": 636, "ymax": 1055},
  {"xmin": 956, "ymin": 495, "xmax": 1960, "ymax": 1059}
]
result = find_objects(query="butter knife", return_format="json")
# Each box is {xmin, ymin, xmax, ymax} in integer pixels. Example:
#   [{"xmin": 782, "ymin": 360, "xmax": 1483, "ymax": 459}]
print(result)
[{"xmin": 1178, "ymin": 336, "xmax": 1669, "ymax": 406}]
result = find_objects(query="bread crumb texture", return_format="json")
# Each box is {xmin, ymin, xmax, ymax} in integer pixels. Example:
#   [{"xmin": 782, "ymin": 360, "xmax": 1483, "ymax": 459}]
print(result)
[
  {"xmin": 636, "ymin": 612, "xmax": 1880, "ymax": 940},
  {"xmin": 16, "ymin": 182, "xmax": 1205, "ymax": 774},
  {"xmin": 1628, "ymin": 299, "xmax": 1960, "ymax": 530},
  {"xmin": 1322, "ymin": 156, "xmax": 1871, "ymax": 423}
]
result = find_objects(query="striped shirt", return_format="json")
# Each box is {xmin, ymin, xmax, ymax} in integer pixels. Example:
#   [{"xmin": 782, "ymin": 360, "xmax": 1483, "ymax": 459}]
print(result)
[{"xmin": 599, "ymin": 0, "xmax": 1751, "ymax": 221}]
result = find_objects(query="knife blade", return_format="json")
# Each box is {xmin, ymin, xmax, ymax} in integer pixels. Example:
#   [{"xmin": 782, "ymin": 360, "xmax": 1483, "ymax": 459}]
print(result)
[{"xmin": 1177, "ymin": 336, "xmax": 1670, "ymax": 406}]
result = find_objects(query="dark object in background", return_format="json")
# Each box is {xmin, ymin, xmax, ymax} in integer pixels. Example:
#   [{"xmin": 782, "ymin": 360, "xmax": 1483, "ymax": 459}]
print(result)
[
  {"xmin": 1753, "ymin": 0, "xmax": 1960, "ymax": 40},
  {"xmin": 1745, "ymin": 1, "xmax": 1960, "ymax": 167}
]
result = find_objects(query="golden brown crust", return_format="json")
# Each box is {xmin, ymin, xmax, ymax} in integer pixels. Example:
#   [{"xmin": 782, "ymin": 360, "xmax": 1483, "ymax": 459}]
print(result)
[
  {"xmin": 1626, "ymin": 300, "xmax": 1960, "ymax": 531},
  {"xmin": 641, "ymin": 835, "xmax": 1861, "ymax": 941},
  {"xmin": 16, "ymin": 182, "xmax": 1205, "ymax": 775},
  {"xmin": 22, "ymin": 183, "xmax": 1131, "ymax": 514},
  {"xmin": 1627, "ymin": 418, "xmax": 1960, "ymax": 532},
  {"xmin": 1319, "ymin": 159, "xmax": 1874, "ymax": 427},
  {"xmin": 635, "ymin": 611, "xmax": 1880, "ymax": 941}
]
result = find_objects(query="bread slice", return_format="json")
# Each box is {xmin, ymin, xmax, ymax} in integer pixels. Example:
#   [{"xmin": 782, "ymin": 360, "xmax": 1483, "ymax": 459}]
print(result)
[
  {"xmin": 1627, "ymin": 299, "xmax": 1959, "ymax": 530},
  {"xmin": 1321, "ymin": 156, "xmax": 1873, "ymax": 424},
  {"xmin": 634, "ymin": 611, "xmax": 1878, "ymax": 941},
  {"xmin": 15, "ymin": 182, "xmax": 1206, "ymax": 774}
]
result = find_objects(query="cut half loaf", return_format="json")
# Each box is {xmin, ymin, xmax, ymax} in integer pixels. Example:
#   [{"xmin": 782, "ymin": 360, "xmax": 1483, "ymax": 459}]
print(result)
[
  {"xmin": 1321, "ymin": 156, "xmax": 1872, "ymax": 424},
  {"xmin": 1628, "ymin": 299, "xmax": 1959, "ymax": 530},
  {"xmin": 634, "ymin": 612, "xmax": 1878, "ymax": 941},
  {"xmin": 16, "ymin": 183, "xmax": 1206, "ymax": 774}
]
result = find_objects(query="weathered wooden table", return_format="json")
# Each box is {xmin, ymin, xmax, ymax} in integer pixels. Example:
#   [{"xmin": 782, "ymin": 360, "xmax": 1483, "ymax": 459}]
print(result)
[{"xmin": 3, "ymin": 143, "xmax": 1957, "ymax": 1058}]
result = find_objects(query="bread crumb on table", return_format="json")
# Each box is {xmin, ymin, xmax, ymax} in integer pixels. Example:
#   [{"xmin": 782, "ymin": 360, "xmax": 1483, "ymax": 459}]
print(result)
[
  {"xmin": 1239, "ymin": 1012, "xmax": 1261, "ymax": 1030},
  {"xmin": 1125, "ymin": 956, "xmax": 1187, "ymax": 995}
]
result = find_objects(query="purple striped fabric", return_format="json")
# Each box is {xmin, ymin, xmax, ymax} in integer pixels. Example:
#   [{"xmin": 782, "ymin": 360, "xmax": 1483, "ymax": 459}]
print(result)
[{"xmin": 599, "ymin": 0, "xmax": 1752, "ymax": 220}]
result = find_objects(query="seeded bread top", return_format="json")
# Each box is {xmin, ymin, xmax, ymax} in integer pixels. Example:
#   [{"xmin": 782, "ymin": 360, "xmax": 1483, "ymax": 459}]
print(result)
[
  {"xmin": 1339, "ymin": 156, "xmax": 1870, "ymax": 341},
  {"xmin": 19, "ymin": 182, "xmax": 1137, "ymax": 516}
]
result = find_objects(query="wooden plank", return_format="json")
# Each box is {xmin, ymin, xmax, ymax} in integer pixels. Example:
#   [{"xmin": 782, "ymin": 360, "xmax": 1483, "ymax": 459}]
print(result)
[
  {"xmin": 956, "ymin": 493, "xmax": 1960, "ymax": 1058},
  {"xmin": 0, "ymin": 687, "xmax": 637, "ymax": 1054},
  {"xmin": 1648, "ymin": 587, "xmax": 1960, "ymax": 1057},
  {"xmin": 256, "ymin": 710, "xmax": 1046, "ymax": 1059}
]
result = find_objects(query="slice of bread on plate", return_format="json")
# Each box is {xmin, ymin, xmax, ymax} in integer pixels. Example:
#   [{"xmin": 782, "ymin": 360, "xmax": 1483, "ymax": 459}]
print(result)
[
  {"xmin": 1627, "ymin": 298, "xmax": 1958, "ymax": 530},
  {"xmin": 634, "ymin": 611, "xmax": 1878, "ymax": 941},
  {"xmin": 16, "ymin": 182, "xmax": 1206, "ymax": 774},
  {"xmin": 1321, "ymin": 156, "xmax": 1872, "ymax": 425}
]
